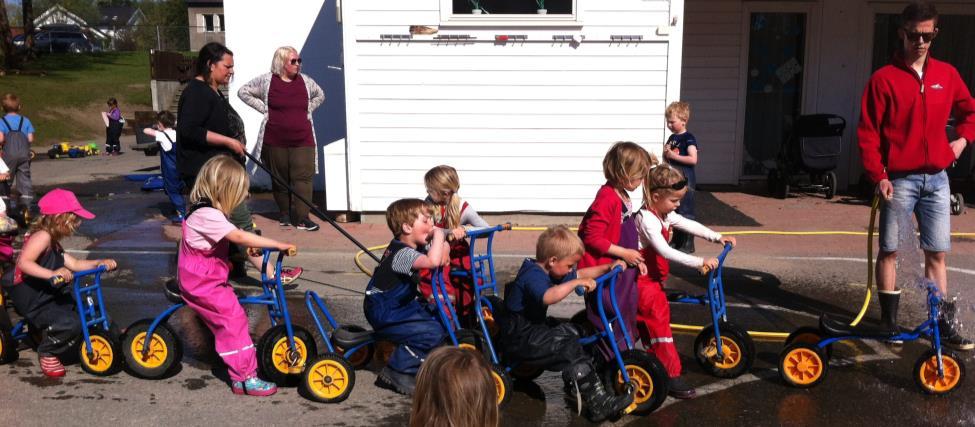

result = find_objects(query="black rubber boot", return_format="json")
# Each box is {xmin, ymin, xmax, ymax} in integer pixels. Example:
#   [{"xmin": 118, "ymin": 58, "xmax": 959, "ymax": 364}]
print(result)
[
  {"xmin": 563, "ymin": 363, "xmax": 633, "ymax": 423},
  {"xmin": 682, "ymin": 235, "xmax": 695, "ymax": 254},
  {"xmin": 878, "ymin": 290, "xmax": 903, "ymax": 344},
  {"xmin": 939, "ymin": 300, "xmax": 974, "ymax": 351}
]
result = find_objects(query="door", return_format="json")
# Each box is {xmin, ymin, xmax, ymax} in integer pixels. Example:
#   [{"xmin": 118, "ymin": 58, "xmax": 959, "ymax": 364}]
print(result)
[{"xmin": 740, "ymin": 8, "xmax": 814, "ymax": 177}]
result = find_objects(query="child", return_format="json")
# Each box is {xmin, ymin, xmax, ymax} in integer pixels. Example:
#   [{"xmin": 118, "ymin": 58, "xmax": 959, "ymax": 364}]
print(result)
[
  {"xmin": 0, "ymin": 93, "xmax": 36, "ymax": 214},
  {"xmin": 1, "ymin": 188, "xmax": 117, "ymax": 377},
  {"xmin": 500, "ymin": 225, "xmax": 633, "ymax": 422},
  {"xmin": 102, "ymin": 98, "xmax": 124, "ymax": 156},
  {"xmin": 178, "ymin": 155, "xmax": 295, "ymax": 396},
  {"xmin": 662, "ymin": 101, "xmax": 699, "ymax": 253},
  {"xmin": 419, "ymin": 165, "xmax": 488, "ymax": 319},
  {"xmin": 365, "ymin": 198, "xmax": 448, "ymax": 396},
  {"xmin": 410, "ymin": 346, "xmax": 498, "ymax": 427},
  {"xmin": 578, "ymin": 141, "xmax": 654, "ymax": 352},
  {"xmin": 142, "ymin": 111, "xmax": 186, "ymax": 223},
  {"xmin": 637, "ymin": 164, "xmax": 735, "ymax": 399}
]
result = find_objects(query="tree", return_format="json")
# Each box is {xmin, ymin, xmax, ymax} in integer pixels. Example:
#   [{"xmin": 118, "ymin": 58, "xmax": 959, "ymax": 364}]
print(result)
[
  {"xmin": 22, "ymin": 0, "xmax": 35, "ymax": 57},
  {"xmin": 0, "ymin": 0, "xmax": 16, "ymax": 69}
]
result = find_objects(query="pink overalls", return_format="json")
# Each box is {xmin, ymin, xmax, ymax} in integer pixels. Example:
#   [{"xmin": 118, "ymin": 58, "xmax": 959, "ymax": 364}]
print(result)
[{"xmin": 178, "ymin": 207, "xmax": 257, "ymax": 382}]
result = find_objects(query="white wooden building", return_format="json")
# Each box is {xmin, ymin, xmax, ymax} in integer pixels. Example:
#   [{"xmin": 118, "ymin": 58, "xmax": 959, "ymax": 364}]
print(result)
[{"xmin": 227, "ymin": 0, "xmax": 975, "ymax": 213}]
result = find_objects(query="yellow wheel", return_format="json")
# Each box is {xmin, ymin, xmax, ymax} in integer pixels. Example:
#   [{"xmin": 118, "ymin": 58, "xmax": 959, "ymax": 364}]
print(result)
[
  {"xmin": 122, "ymin": 319, "xmax": 181, "ymax": 379},
  {"xmin": 779, "ymin": 343, "xmax": 827, "ymax": 388},
  {"xmin": 914, "ymin": 350, "xmax": 965, "ymax": 395},
  {"xmin": 258, "ymin": 325, "xmax": 317, "ymax": 386},
  {"xmin": 300, "ymin": 353, "xmax": 355, "ymax": 403},
  {"xmin": 80, "ymin": 330, "xmax": 123, "ymax": 376},
  {"xmin": 785, "ymin": 326, "xmax": 832, "ymax": 360},
  {"xmin": 694, "ymin": 323, "xmax": 754, "ymax": 378},
  {"xmin": 602, "ymin": 350, "xmax": 668, "ymax": 416},
  {"xmin": 455, "ymin": 329, "xmax": 488, "ymax": 358},
  {"xmin": 338, "ymin": 343, "xmax": 374, "ymax": 370},
  {"xmin": 491, "ymin": 365, "xmax": 512, "ymax": 407}
]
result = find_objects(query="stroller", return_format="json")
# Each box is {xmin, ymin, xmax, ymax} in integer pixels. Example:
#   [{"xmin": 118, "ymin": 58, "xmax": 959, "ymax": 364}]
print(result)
[
  {"xmin": 946, "ymin": 119, "xmax": 971, "ymax": 215},
  {"xmin": 768, "ymin": 114, "xmax": 846, "ymax": 199}
]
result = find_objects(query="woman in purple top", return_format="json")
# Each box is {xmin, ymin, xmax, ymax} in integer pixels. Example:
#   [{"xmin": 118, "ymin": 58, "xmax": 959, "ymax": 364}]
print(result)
[
  {"xmin": 238, "ymin": 46, "xmax": 325, "ymax": 231},
  {"xmin": 102, "ymin": 98, "xmax": 123, "ymax": 155}
]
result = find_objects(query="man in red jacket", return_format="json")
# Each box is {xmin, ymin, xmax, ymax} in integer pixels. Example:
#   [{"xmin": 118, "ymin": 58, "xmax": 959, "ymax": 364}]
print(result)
[{"xmin": 858, "ymin": 1, "xmax": 975, "ymax": 350}]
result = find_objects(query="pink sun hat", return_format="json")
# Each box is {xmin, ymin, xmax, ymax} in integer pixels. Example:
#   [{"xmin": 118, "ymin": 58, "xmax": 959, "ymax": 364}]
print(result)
[{"xmin": 38, "ymin": 188, "xmax": 95, "ymax": 219}]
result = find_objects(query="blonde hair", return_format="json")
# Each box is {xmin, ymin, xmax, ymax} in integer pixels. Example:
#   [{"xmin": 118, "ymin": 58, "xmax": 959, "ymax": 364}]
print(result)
[
  {"xmin": 30, "ymin": 212, "xmax": 81, "ymax": 243},
  {"xmin": 385, "ymin": 198, "xmax": 435, "ymax": 237},
  {"xmin": 424, "ymin": 165, "xmax": 462, "ymax": 229},
  {"xmin": 2, "ymin": 93, "xmax": 21, "ymax": 113},
  {"xmin": 410, "ymin": 346, "xmax": 498, "ymax": 427},
  {"xmin": 666, "ymin": 101, "xmax": 691, "ymax": 122},
  {"xmin": 270, "ymin": 46, "xmax": 298, "ymax": 76},
  {"xmin": 602, "ymin": 142, "xmax": 657, "ymax": 189},
  {"xmin": 536, "ymin": 225, "xmax": 585, "ymax": 261},
  {"xmin": 642, "ymin": 163, "xmax": 686, "ymax": 207},
  {"xmin": 190, "ymin": 155, "xmax": 249, "ymax": 216}
]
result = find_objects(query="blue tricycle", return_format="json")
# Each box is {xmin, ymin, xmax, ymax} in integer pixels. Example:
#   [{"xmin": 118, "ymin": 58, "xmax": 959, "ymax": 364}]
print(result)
[
  {"xmin": 122, "ymin": 248, "xmax": 317, "ymax": 384},
  {"xmin": 778, "ymin": 282, "xmax": 966, "ymax": 395},
  {"xmin": 669, "ymin": 243, "xmax": 755, "ymax": 378},
  {"xmin": 0, "ymin": 266, "xmax": 125, "ymax": 376}
]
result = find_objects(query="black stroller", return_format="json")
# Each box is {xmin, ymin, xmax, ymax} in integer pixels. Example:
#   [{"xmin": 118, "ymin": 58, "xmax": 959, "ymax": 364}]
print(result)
[
  {"xmin": 768, "ymin": 114, "xmax": 846, "ymax": 199},
  {"xmin": 946, "ymin": 119, "xmax": 972, "ymax": 215}
]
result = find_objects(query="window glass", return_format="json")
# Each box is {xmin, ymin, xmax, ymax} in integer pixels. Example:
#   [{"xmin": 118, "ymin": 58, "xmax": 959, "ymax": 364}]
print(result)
[
  {"xmin": 204, "ymin": 14, "xmax": 215, "ymax": 32},
  {"xmin": 218, "ymin": 14, "xmax": 226, "ymax": 32},
  {"xmin": 451, "ymin": 0, "xmax": 573, "ymax": 14}
]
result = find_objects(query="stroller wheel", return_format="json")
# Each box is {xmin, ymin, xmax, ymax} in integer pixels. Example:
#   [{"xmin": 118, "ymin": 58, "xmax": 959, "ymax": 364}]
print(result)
[
  {"xmin": 824, "ymin": 172, "xmax": 836, "ymax": 200},
  {"xmin": 950, "ymin": 193, "xmax": 965, "ymax": 215}
]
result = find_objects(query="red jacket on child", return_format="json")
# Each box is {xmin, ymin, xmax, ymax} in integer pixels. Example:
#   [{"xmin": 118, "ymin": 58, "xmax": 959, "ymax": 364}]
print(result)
[
  {"xmin": 858, "ymin": 54, "xmax": 975, "ymax": 184},
  {"xmin": 578, "ymin": 183, "xmax": 624, "ymax": 268}
]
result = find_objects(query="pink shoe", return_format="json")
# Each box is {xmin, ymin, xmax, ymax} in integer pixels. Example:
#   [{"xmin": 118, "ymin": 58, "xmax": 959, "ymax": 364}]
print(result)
[
  {"xmin": 231, "ymin": 377, "xmax": 277, "ymax": 396},
  {"xmin": 39, "ymin": 355, "xmax": 66, "ymax": 378},
  {"xmin": 280, "ymin": 267, "xmax": 303, "ymax": 286}
]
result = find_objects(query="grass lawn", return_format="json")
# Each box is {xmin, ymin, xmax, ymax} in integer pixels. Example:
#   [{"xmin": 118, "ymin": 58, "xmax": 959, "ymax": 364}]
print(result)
[{"xmin": 2, "ymin": 51, "xmax": 153, "ymax": 146}]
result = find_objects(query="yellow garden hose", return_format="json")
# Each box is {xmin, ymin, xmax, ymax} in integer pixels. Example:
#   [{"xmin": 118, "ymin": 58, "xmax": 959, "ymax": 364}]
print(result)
[{"xmin": 352, "ymin": 199, "xmax": 956, "ymax": 341}]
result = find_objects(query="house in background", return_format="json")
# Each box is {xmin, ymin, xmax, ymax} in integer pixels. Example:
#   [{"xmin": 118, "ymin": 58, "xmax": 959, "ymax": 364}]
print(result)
[
  {"xmin": 33, "ymin": 4, "xmax": 108, "ymax": 45},
  {"xmin": 226, "ymin": 0, "xmax": 975, "ymax": 214},
  {"xmin": 95, "ymin": 5, "xmax": 146, "ymax": 49},
  {"xmin": 187, "ymin": 0, "xmax": 224, "ymax": 51}
]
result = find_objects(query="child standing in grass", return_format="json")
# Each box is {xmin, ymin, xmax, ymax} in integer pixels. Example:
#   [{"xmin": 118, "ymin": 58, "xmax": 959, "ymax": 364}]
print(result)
[{"xmin": 102, "ymin": 98, "xmax": 124, "ymax": 156}]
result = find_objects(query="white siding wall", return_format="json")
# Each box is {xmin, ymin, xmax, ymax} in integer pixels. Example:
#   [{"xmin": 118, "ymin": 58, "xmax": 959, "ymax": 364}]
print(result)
[
  {"xmin": 343, "ymin": 0, "xmax": 682, "ymax": 212},
  {"xmin": 680, "ymin": 0, "xmax": 741, "ymax": 185}
]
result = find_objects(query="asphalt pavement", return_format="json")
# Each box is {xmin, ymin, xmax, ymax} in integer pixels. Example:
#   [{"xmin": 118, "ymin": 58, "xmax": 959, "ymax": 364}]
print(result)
[{"xmin": 2, "ymin": 139, "xmax": 974, "ymax": 426}]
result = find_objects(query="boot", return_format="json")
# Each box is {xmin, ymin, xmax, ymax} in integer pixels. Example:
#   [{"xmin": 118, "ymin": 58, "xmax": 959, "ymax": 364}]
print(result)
[
  {"xmin": 563, "ymin": 363, "xmax": 633, "ymax": 423},
  {"xmin": 681, "ymin": 235, "xmax": 695, "ymax": 254},
  {"xmin": 878, "ymin": 289, "xmax": 902, "ymax": 344},
  {"xmin": 939, "ymin": 300, "xmax": 974, "ymax": 351}
]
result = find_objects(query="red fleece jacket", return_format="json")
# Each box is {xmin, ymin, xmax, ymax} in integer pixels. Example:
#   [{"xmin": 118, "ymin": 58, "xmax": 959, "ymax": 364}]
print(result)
[
  {"xmin": 578, "ymin": 183, "xmax": 622, "ymax": 268},
  {"xmin": 857, "ymin": 55, "xmax": 975, "ymax": 184}
]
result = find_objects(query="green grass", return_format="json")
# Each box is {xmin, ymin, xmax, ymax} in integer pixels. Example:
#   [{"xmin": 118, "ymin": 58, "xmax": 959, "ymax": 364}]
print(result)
[{"xmin": 2, "ymin": 51, "xmax": 153, "ymax": 145}]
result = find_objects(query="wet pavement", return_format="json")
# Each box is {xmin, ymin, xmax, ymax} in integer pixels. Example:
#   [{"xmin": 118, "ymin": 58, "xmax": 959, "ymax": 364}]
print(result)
[{"xmin": 2, "ymin": 150, "xmax": 974, "ymax": 425}]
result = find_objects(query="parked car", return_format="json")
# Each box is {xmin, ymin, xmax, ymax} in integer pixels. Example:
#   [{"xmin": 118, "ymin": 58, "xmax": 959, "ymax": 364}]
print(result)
[{"xmin": 31, "ymin": 30, "xmax": 94, "ymax": 54}]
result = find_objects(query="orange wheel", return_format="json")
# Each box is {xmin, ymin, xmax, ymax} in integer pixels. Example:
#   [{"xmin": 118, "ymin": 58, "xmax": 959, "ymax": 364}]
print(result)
[
  {"xmin": 779, "ymin": 343, "xmax": 827, "ymax": 388},
  {"xmin": 914, "ymin": 350, "xmax": 965, "ymax": 395}
]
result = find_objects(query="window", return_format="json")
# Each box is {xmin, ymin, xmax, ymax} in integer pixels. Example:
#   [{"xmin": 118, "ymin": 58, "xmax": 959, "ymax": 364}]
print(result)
[
  {"xmin": 440, "ymin": 0, "xmax": 579, "ymax": 25},
  {"xmin": 203, "ymin": 14, "xmax": 215, "ymax": 32},
  {"xmin": 218, "ymin": 14, "xmax": 226, "ymax": 32},
  {"xmin": 872, "ymin": 13, "xmax": 975, "ymax": 90},
  {"xmin": 451, "ymin": 0, "xmax": 573, "ymax": 14}
]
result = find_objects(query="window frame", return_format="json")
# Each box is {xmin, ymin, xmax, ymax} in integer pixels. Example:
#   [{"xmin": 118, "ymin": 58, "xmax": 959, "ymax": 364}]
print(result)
[{"xmin": 438, "ymin": 0, "xmax": 582, "ymax": 27}]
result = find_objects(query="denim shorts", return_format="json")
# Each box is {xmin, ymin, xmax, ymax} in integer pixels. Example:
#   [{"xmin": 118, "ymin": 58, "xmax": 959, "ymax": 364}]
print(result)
[{"xmin": 879, "ymin": 171, "xmax": 951, "ymax": 253}]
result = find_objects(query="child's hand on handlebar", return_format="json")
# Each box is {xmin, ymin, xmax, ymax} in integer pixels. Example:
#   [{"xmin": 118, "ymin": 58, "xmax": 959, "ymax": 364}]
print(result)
[
  {"xmin": 450, "ymin": 227, "xmax": 466, "ymax": 241},
  {"xmin": 576, "ymin": 278, "xmax": 597, "ymax": 293},
  {"xmin": 52, "ymin": 267, "xmax": 73, "ymax": 284},
  {"xmin": 702, "ymin": 258, "xmax": 719, "ymax": 272},
  {"xmin": 98, "ymin": 259, "xmax": 118, "ymax": 271},
  {"xmin": 611, "ymin": 259, "xmax": 628, "ymax": 271},
  {"xmin": 719, "ymin": 236, "xmax": 736, "ymax": 248},
  {"xmin": 277, "ymin": 243, "xmax": 296, "ymax": 253}
]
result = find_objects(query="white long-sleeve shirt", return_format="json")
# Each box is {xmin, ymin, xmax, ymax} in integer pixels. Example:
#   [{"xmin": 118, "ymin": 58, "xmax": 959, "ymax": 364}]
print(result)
[
  {"xmin": 637, "ymin": 209, "xmax": 721, "ymax": 268},
  {"xmin": 0, "ymin": 156, "xmax": 8, "ymax": 213}
]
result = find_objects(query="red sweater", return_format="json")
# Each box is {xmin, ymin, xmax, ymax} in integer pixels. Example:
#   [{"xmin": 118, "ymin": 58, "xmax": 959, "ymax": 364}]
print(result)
[
  {"xmin": 858, "ymin": 54, "xmax": 975, "ymax": 183},
  {"xmin": 578, "ymin": 183, "xmax": 623, "ymax": 268}
]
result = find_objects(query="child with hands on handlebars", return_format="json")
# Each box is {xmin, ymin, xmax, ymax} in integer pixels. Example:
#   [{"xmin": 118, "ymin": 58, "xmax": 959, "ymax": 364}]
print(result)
[
  {"xmin": 177, "ymin": 156, "xmax": 294, "ymax": 397},
  {"xmin": 2, "ymin": 188, "xmax": 117, "ymax": 378},
  {"xmin": 637, "ymin": 164, "xmax": 736, "ymax": 399},
  {"xmin": 499, "ymin": 225, "xmax": 633, "ymax": 423}
]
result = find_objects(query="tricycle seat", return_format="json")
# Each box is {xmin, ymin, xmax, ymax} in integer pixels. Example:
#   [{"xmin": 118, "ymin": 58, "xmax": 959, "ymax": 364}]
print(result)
[{"xmin": 332, "ymin": 325, "xmax": 374, "ymax": 348}]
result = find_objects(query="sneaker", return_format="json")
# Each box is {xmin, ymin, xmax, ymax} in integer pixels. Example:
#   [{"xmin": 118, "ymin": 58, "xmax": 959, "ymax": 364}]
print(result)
[
  {"xmin": 375, "ymin": 366, "xmax": 416, "ymax": 396},
  {"xmin": 231, "ymin": 376, "xmax": 278, "ymax": 396},
  {"xmin": 278, "ymin": 216, "xmax": 292, "ymax": 227},
  {"xmin": 667, "ymin": 376, "xmax": 697, "ymax": 399},
  {"xmin": 296, "ymin": 218, "xmax": 320, "ymax": 231},
  {"xmin": 39, "ymin": 355, "xmax": 66, "ymax": 378},
  {"xmin": 942, "ymin": 331, "xmax": 975, "ymax": 351},
  {"xmin": 280, "ymin": 267, "xmax": 303, "ymax": 288}
]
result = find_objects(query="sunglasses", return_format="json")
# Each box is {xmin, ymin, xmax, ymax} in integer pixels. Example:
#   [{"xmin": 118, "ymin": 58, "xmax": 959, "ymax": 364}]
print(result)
[
  {"xmin": 902, "ymin": 30, "xmax": 938, "ymax": 43},
  {"xmin": 654, "ymin": 179, "xmax": 688, "ymax": 191},
  {"xmin": 290, "ymin": 58, "xmax": 303, "ymax": 65}
]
